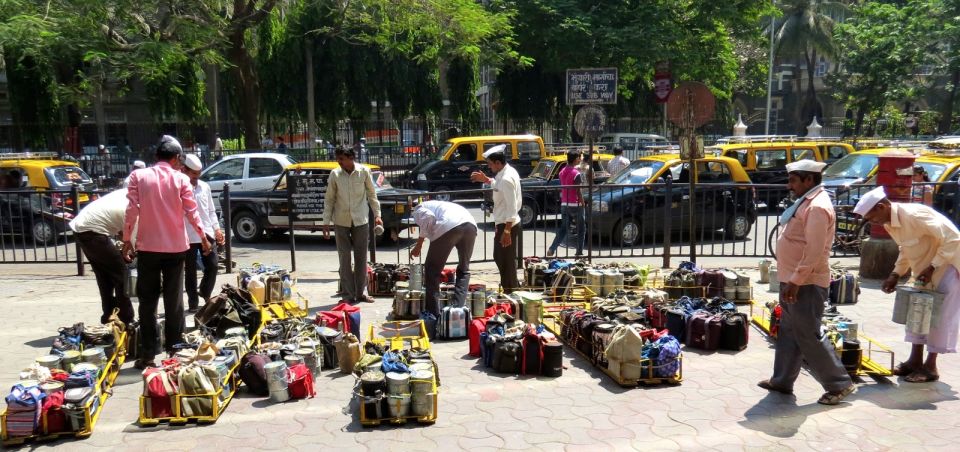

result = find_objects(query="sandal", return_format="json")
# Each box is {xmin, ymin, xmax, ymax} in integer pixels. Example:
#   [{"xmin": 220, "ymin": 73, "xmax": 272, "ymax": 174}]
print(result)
[
  {"xmin": 904, "ymin": 369, "xmax": 940, "ymax": 383},
  {"xmin": 757, "ymin": 379, "xmax": 793, "ymax": 395},
  {"xmin": 817, "ymin": 385, "xmax": 855, "ymax": 405},
  {"xmin": 892, "ymin": 362, "xmax": 918, "ymax": 377}
]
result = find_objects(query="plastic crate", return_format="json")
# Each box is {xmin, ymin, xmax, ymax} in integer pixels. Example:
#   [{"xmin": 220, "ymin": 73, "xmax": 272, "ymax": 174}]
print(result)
[
  {"xmin": 1, "ymin": 330, "xmax": 127, "ymax": 445},
  {"xmin": 357, "ymin": 358, "xmax": 438, "ymax": 427},
  {"xmin": 368, "ymin": 321, "xmax": 431, "ymax": 352}
]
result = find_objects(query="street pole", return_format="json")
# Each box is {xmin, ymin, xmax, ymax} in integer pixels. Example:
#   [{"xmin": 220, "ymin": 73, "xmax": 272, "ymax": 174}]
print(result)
[
  {"xmin": 586, "ymin": 136, "xmax": 594, "ymax": 262},
  {"xmin": 765, "ymin": 9, "xmax": 776, "ymax": 135}
]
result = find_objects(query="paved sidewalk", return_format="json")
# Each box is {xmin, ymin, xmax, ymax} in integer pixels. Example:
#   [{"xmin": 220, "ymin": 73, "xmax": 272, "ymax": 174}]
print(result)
[{"xmin": 1, "ymin": 255, "xmax": 959, "ymax": 451}]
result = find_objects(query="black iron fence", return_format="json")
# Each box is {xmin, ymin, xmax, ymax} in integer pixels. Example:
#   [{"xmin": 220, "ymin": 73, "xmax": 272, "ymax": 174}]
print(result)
[{"xmin": 0, "ymin": 187, "xmax": 86, "ymax": 273}]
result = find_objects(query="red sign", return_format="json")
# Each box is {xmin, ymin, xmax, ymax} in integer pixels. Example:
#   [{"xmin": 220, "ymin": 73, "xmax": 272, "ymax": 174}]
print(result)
[{"xmin": 654, "ymin": 72, "xmax": 672, "ymax": 103}]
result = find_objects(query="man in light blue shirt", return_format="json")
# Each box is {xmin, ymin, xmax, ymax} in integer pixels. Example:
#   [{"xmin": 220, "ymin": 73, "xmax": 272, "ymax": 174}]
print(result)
[{"xmin": 410, "ymin": 200, "xmax": 478, "ymax": 315}]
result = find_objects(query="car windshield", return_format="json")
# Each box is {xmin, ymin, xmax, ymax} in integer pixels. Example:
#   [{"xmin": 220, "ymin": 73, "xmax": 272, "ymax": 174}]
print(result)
[
  {"xmin": 529, "ymin": 161, "xmax": 557, "ymax": 179},
  {"xmin": 917, "ymin": 162, "xmax": 946, "ymax": 182},
  {"xmin": 823, "ymin": 154, "xmax": 878, "ymax": 179},
  {"xmin": 606, "ymin": 160, "xmax": 665, "ymax": 185},
  {"xmin": 371, "ymin": 171, "xmax": 391, "ymax": 188},
  {"xmin": 49, "ymin": 166, "xmax": 94, "ymax": 185},
  {"xmin": 428, "ymin": 142, "xmax": 453, "ymax": 160}
]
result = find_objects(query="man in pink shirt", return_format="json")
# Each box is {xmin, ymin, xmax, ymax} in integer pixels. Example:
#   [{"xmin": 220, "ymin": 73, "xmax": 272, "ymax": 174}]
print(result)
[
  {"xmin": 758, "ymin": 159, "xmax": 854, "ymax": 405},
  {"xmin": 122, "ymin": 135, "xmax": 210, "ymax": 369}
]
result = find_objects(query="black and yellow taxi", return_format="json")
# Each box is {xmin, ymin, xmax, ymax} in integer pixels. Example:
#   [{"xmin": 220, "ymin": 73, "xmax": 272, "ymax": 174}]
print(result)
[
  {"xmin": 509, "ymin": 152, "xmax": 615, "ymax": 228},
  {"xmin": 0, "ymin": 152, "xmax": 97, "ymax": 209},
  {"xmin": 224, "ymin": 162, "xmax": 424, "ymax": 242},
  {"xmin": 589, "ymin": 154, "xmax": 756, "ymax": 246}
]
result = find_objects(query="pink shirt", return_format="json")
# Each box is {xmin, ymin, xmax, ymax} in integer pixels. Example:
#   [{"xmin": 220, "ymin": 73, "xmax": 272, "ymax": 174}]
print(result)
[
  {"xmin": 558, "ymin": 165, "xmax": 583, "ymax": 205},
  {"xmin": 123, "ymin": 162, "xmax": 204, "ymax": 253},
  {"xmin": 776, "ymin": 186, "xmax": 834, "ymax": 288}
]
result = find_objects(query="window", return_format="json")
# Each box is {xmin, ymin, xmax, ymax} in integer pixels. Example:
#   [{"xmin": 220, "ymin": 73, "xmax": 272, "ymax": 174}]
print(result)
[
  {"xmin": 451, "ymin": 144, "xmax": 477, "ymax": 162},
  {"xmin": 249, "ymin": 158, "xmax": 283, "ymax": 178},
  {"xmin": 203, "ymin": 158, "xmax": 245, "ymax": 181},
  {"xmin": 728, "ymin": 149, "xmax": 749, "ymax": 167},
  {"xmin": 483, "ymin": 142, "xmax": 510, "ymax": 158},
  {"xmin": 815, "ymin": 57, "xmax": 829, "ymax": 77},
  {"xmin": 791, "ymin": 148, "xmax": 816, "ymax": 162},
  {"xmin": 517, "ymin": 141, "xmax": 541, "ymax": 159},
  {"xmin": 824, "ymin": 145, "xmax": 848, "ymax": 163},
  {"xmin": 697, "ymin": 162, "xmax": 732, "ymax": 183},
  {"xmin": 619, "ymin": 137, "xmax": 638, "ymax": 151},
  {"xmin": 756, "ymin": 150, "xmax": 787, "ymax": 170}
]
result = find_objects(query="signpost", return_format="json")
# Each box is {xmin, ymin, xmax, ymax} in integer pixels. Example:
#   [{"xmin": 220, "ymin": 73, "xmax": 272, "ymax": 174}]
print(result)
[
  {"xmin": 568, "ymin": 68, "xmax": 617, "ymax": 261},
  {"xmin": 286, "ymin": 172, "xmax": 328, "ymax": 272},
  {"xmin": 666, "ymin": 81, "xmax": 716, "ymax": 263}
]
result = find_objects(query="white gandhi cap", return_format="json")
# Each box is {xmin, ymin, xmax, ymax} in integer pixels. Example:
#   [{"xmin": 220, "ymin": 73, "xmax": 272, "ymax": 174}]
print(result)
[
  {"xmin": 482, "ymin": 144, "xmax": 507, "ymax": 159},
  {"xmin": 133, "ymin": 160, "xmax": 146, "ymax": 169},
  {"xmin": 183, "ymin": 154, "xmax": 203, "ymax": 171},
  {"xmin": 785, "ymin": 160, "xmax": 828, "ymax": 173},
  {"xmin": 852, "ymin": 186, "xmax": 888, "ymax": 216}
]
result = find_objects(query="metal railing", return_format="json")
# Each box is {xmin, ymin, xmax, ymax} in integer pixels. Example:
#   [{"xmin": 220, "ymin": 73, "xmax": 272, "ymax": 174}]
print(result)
[{"xmin": 0, "ymin": 187, "xmax": 86, "ymax": 273}]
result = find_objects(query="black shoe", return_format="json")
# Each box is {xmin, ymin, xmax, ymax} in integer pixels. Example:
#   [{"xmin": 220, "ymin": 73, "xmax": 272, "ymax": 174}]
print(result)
[{"xmin": 186, "ymin": 307, "xmax": 200, "ymax": 314}]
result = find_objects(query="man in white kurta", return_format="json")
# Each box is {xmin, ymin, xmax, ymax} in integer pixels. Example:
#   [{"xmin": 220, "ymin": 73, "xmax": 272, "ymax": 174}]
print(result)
[{"xmin": 856, "ymin": 186, "xmax": 960, "ymax": 383}]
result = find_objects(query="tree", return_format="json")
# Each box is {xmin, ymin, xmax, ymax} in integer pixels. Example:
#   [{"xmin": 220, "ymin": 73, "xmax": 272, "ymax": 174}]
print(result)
[
  {"xmin": 773, "ymin": 0, "xmax": 847, "ymax": 131},
  {"xmin": 828, "ymin": 1, "xmax": 928, "ymax": 135},
  {"xmin": 926, "ymin": 0, "xmax": 960, "ymax": 132}
]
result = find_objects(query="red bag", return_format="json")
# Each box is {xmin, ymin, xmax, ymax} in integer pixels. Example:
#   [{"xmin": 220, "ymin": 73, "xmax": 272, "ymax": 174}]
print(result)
[
  {"xmin": 484, "ymin": 302, "xmax": 514, "ymax": 318},
  {"xmin": 646, "ymin": 304, "xmax": 667, "ymax": 329},
  {"xmin": 41, "ymin": 391, "xmax": 66, "ymax": 434},
  {"xmin": 331, "ymin": 303, "xmax": 362, "ymax": 339},
  {"xmin": 287, "ymin": 363, "xmax": 315, "ymax": 399},
  {"xmin": 468, "ymin": 317, "xmax": 488, "ymax": 357},
  {"xmin": 440, "ymin": 268, "xmax": 456, "ymax": 283},
  {"xmin": 638, "ymin": 328, "xmax": 668, "ymax": 342},
  {"xmin": 315, "ymin": 311, "xmax": 348, "ymax": 331}
]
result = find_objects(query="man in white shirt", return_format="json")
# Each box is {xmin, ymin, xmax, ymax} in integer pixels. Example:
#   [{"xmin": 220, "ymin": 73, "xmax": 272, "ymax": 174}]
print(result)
[
  {"xmin": 70, "ymin": 188, "xmax": 135, "ymax": 325},
  {"xmin": 410, "ymin": 200, "xmax": 478, "ymax": 315},
  {"xmin": 606, "ymin": 145, "xmax": 630, "ymax": 176},
  {"xmin": 470, "ymin": 145, "xmax": 522, "ymax": 293},
  {"xmin": 181, "ymin": 154, "xmax": 225, "ymax": 312},
  {"xmin": 122, "ymin": 160, "xmax": 146, "ymax": 188},
  {"xmin": 323, "ymin": 147, "xmax": 382, "ymax": 303}
]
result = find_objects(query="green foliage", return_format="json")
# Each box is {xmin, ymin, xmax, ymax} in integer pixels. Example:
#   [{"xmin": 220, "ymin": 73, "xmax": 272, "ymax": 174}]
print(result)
[{"xmin": 919, "ymin": 110, "xmax": 941, "ymax": 135}]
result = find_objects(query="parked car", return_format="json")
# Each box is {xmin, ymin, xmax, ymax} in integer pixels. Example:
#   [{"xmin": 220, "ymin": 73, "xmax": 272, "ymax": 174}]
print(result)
[
  {"xmin": 223, "ymin": 162, "xmax": 424, "ymax": 243},
  {"xmin": 406, "ymin": 134, "xmax": 546, "ymax": 200},
  {"xmin": 200, "ymin": 152, "xmax": 298, "ymax": 211},
  {"xmin": 589, "ymin": 154, "xmax": 757, "ymax": 246},
  {"xmin": 597, "ymin": 133, "xmax": 669, "ymax": 159},
  {"xmin": 0, "ymin": 152, "xmax": 98, "ymax": 210},
  {"xmin": 509, "ymin": 153, "xmax": 615, "ymax": 228},
  {"xmin": 707, "ymin": 138, "xmax": 854, "ymax": 205},
  {"xmin": 0, "ymin": 191, "xmax": 73, "ymax": 245}
]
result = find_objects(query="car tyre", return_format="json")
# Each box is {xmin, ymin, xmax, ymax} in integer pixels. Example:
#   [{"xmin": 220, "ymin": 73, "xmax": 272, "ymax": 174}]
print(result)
[
  {"xmin": 233, "ymin": 211, "xmax": 263, "ymax": 243},
  {"xmin": 725, "ymin": 213, "xmax": 752, "ymax": 240},
  {"xmin": 614, "ymin": 218, "xmax": 641, "ymax": 246},
  {"xmin": 434, "ymin": 186, "xmax": 453, "ymax": 202},
  {"xmin": 519, "ymin": 201, "xmax": 538, "ymax": 228},
  {"xmin": 32, "ymin": 218, "xmax": 56, "ymax": 245}
]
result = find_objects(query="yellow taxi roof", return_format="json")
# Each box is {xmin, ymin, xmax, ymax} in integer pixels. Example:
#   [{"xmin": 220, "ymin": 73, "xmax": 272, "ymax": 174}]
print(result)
[
  {"xmin": 285, "ymin": 162, "xmax": 381, "ymax": 171},
  {"xmin": 446, "ymin": 134, "xmax": 542, "ymax": 144},
  {"xmin": 542, "ymin": 153, "xmax": 614, "ymax": 162},
  {"xmin": 638, "ymin": 153, "xmax": 742, "ymax": 165},
  {"xmin": 708, "ymin": 141, "xmax": 846, "ymax": 150},
  {"xmin": 0, "ymin": 159, "xmax": 80, "ymax": 168}
]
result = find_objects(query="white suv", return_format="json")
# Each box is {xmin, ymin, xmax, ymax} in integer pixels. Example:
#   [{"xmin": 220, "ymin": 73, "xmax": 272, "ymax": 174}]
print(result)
[{"xmin": 200, "ymin": 152, "xmax": 297, "ymax": 211}]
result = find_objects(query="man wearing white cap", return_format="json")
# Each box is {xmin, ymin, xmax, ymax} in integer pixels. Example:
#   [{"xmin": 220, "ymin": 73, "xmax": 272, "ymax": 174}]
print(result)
[
  {"xmin": 181, "ymin": 154, "xmax": 224, "ymax": 313},
  {"xmin": 122, "ymin": 160, "xmax": 147, "ymax": 188},
  {"xmin": 122, "ymin": 135, "xmax": 210, "ymax": 369},
  {"xmin": 470, "ymin": 144, "xmax": 522, "ymax": 293},
  {"xmin": 855, "ymin": 186, "xmax": 960, "ymax": 383},
  {"xmin": 758, "ymin": 159, "xmax": 855, "ymax": 405}
]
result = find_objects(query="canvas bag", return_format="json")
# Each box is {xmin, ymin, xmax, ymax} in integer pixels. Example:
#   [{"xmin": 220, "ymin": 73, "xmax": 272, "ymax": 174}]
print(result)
[
  {"xmin": 604, "ymin": 325, "xmax": 645, "ymax": 363},
  {"xmin": 335, "ymin": 333, "xmax": 362, "ymax": 373}
]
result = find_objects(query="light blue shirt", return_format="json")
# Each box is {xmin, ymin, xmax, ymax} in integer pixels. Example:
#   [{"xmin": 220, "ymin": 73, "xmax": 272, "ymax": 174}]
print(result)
[{"xmin": 413, "ymin": 201, "xmax": 477, "ymax": 241}]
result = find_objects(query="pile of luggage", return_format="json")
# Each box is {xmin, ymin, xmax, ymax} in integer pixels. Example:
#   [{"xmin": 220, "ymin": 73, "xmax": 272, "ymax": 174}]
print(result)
[
  {"xmin": 663, "ymin": 262, "xmax": 751, "ymax": 302},
  {"xmin": 238, "ymin": 263, "xmax": 295, "ymax": 305},
  {"xmin": 464, "ymin": 298, "xmax": 564, "ymax": 377},
  {"xmin": 646, "ymin": 295, "xmax": 750, "ymax": 352},
  {"xmin": 139, "ymin": 285, "xmax": 262, "ymax": 423},
  {"xmin": 524, "ymin": 258, "xmax": 652, "ymax": 296},
  {"xmin": 2, "ymin": 317, "xmax": 125, "ymax": 441},
  {"xmin": 356, "ymin": 320, "xmax": 438, "ymax": 425}
]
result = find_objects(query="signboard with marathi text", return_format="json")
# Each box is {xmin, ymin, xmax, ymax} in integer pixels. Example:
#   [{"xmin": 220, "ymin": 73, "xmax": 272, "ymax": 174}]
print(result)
[
  {"xmin": 286, "ymin": 173, "xmax": 328, "ymax": 221},
  {"xmin": 566, "ymin": 68, "xmax": 618, "ymax": 105}
]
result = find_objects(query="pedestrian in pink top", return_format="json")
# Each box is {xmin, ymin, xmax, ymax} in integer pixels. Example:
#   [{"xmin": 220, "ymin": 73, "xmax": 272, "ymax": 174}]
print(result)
[
  {"xmin": 758, "ymin": 159, "xmax": 855, "ymax": 406},
  {"xmin": 122, "ymin": 135, "xmax": 209, "ymax": 369}
]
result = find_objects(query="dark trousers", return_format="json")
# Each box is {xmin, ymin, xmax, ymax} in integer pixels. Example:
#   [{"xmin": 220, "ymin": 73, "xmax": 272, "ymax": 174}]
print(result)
[
  {"xmin": 185, "ymin": 238, "xmax": 218, "ymax": 309},
  {"xmin": 335, "ymin": 224, "xmax": 369, "ymax": 301},
  {"xmin": 493, "ymin": 223, "xmax": 521, "ymax": 294},
  {"xmin": 425, "ymin": 223, "xmax": 477, "ymax": 315},
  {"xmin": 137, "ymin": 251, "xmax": 186, "ymax": 360},
  {"xmin": 549, "ymin": 205, "xmax": 585, "ymax": 255},
  {"xmin": 771, "ymin": 283, "xmax": 853, "ymax": 392},
  {"xmin": 77, "ymin": 231, "xmax": 134, "ymax": 324}
]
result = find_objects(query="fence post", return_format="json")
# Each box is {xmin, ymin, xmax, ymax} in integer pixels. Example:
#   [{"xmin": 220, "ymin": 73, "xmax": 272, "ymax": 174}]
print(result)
[
  {"xmin": 72, "ymin": 185, "xmax": 84, "ymax": 276},
  {"xmin": 222, "ymin": 183, "xmax": 233, "ymax": 274},
  {"xmin": 662, "ymin": 178, "xmax": 672, "ymax": 269}
]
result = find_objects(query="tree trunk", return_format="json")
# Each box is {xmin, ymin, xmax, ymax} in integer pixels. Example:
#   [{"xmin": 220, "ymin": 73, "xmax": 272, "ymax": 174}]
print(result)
[
  {"xmin": 802, "ymin": 49, "xmax": 819, "ymax": 130},
  {"xmin": 306, "ymin": 39, "xmax": 316, "ymax": 151},
  {"xmin": 941, "ymin": 67, "xmax": 960, "ymax": 134},
  {"xmin": 228, "ymin": 29, "xmax": 261, "ymax": 150},
  {"xmin": 855, "ymin": 108, "xmax": 866, "ymax": 136}
]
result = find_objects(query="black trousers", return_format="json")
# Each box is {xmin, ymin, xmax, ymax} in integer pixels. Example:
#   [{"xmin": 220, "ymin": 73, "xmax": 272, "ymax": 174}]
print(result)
[
  {"xmin": 493, "ymin": 223, "xmax": 521, "ymax": 294},
  {"xmin": 185, "ymin": 238, "xmax": 218, "ymax": 309},
  {"xmin": 137, "ymin": 251, "xmax": 186, "ymax": 360},
  {"xmin": 77, "ymin": 231, "xmax": 134, "ymax": 324}
]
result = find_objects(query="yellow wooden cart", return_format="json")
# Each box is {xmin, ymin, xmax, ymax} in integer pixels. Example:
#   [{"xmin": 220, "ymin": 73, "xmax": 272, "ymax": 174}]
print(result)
[{"xmin": 358, "ymin": 320, "xmax": 437, "ymax": 427}]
